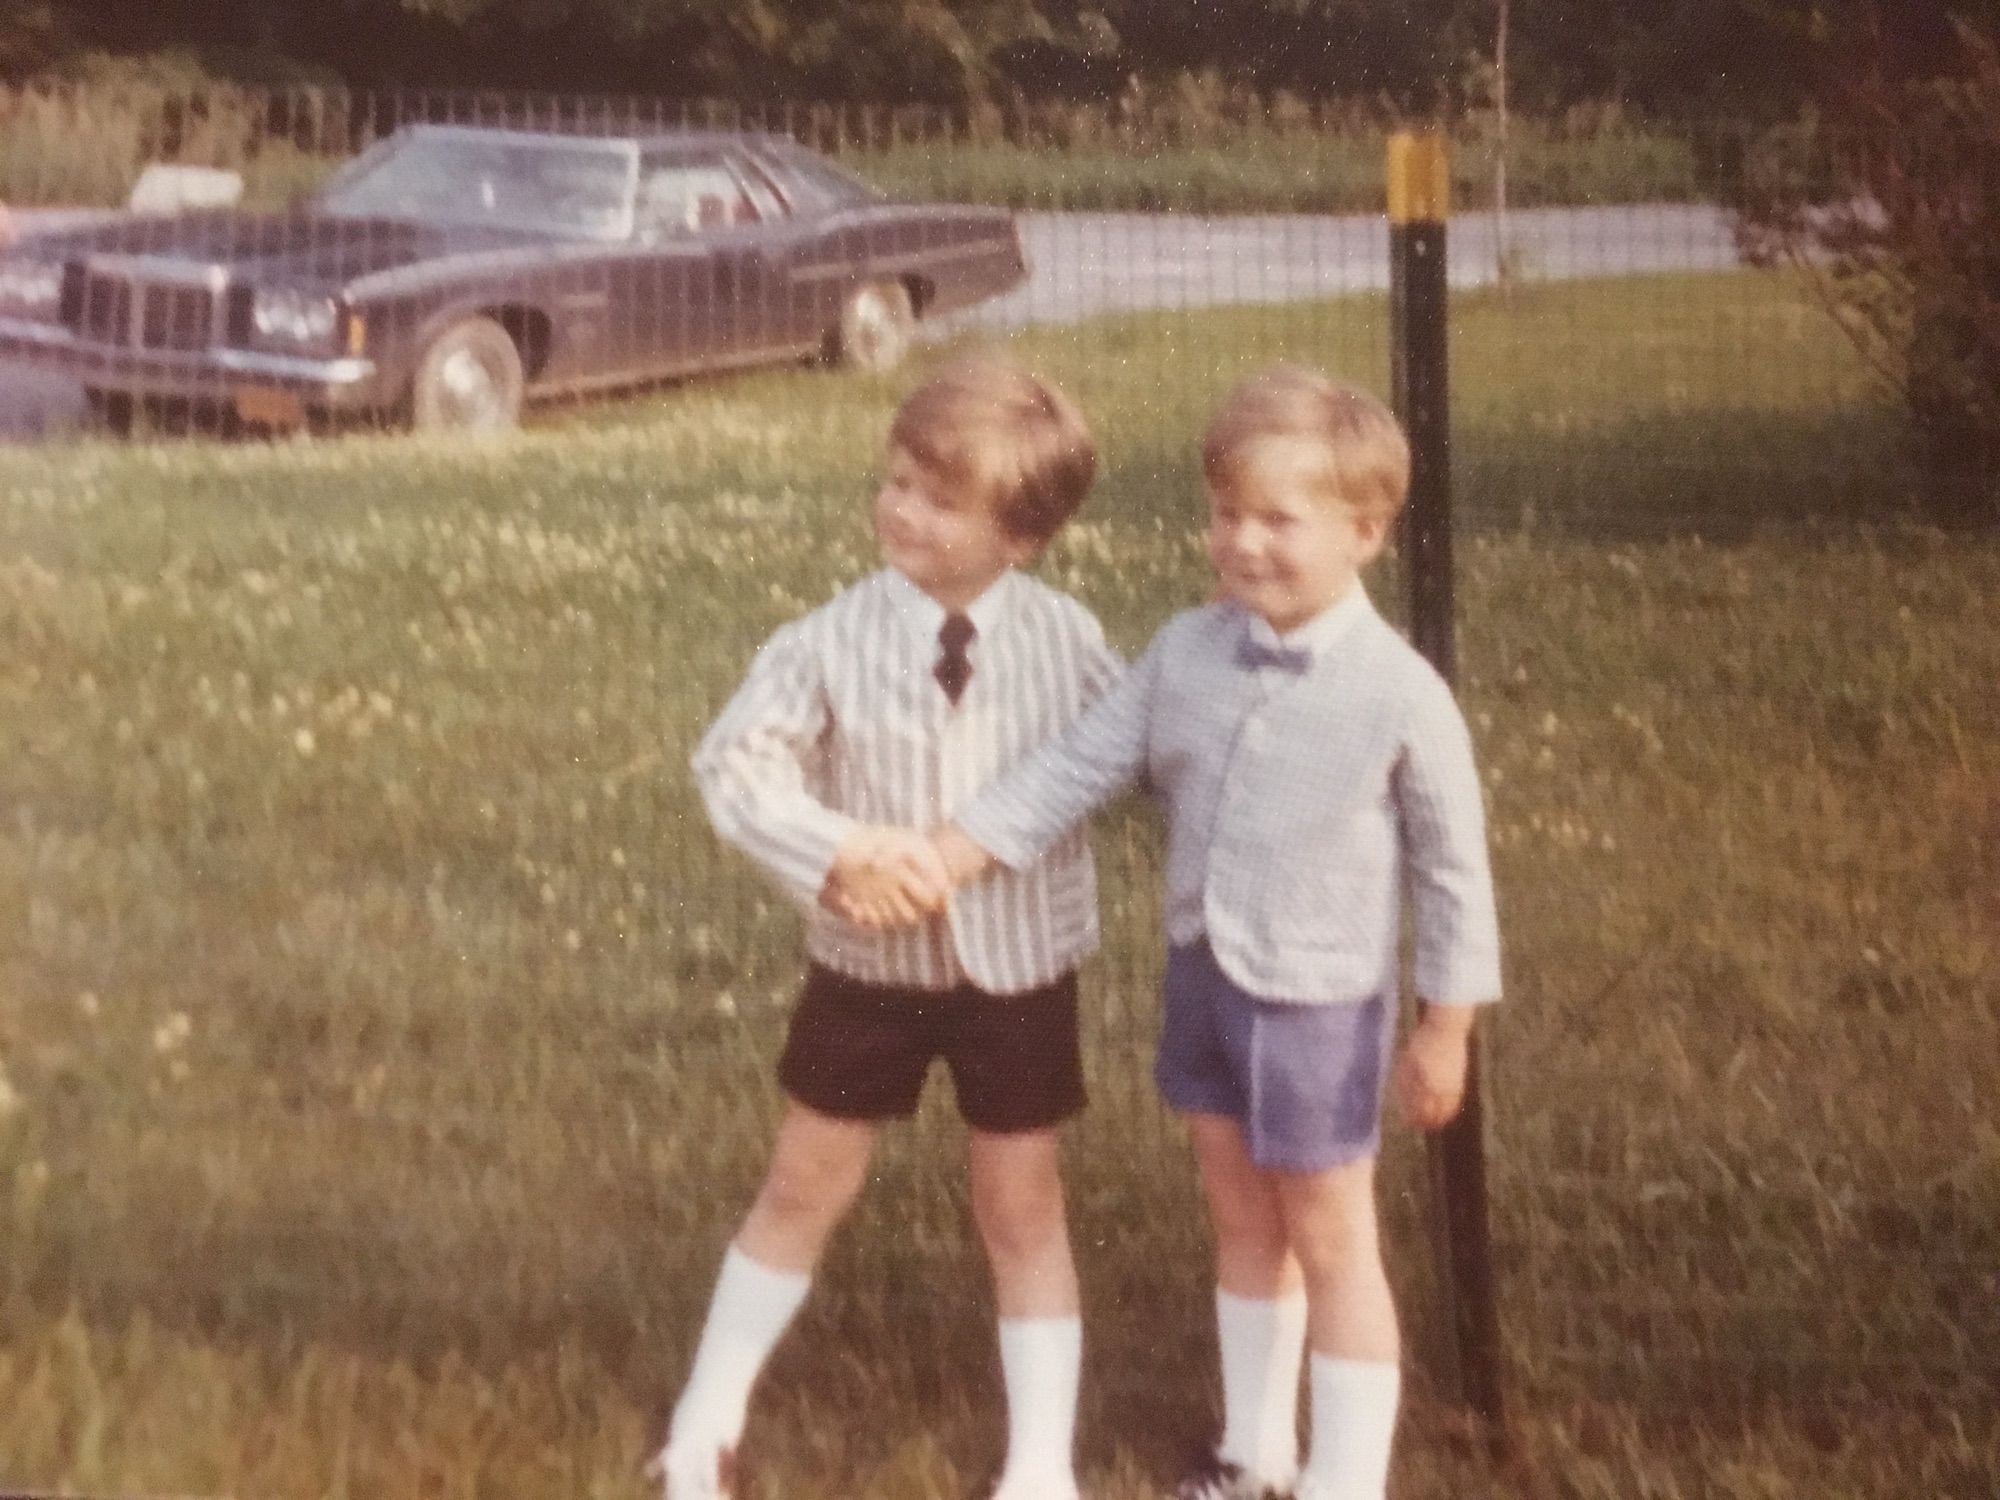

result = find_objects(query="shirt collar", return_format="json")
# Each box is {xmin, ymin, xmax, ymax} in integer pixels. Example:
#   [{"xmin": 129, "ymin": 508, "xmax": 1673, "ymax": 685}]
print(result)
[
  {"xmin": 1240, "ymin": 581, "xmax": 1374, "ymax": 660},
  {"xmin": 881, "ymin": 567, "xmax": 1017, "ymax": 644}
]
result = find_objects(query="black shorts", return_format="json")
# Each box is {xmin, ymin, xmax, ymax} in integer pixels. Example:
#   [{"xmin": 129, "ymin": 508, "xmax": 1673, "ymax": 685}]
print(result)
[{"xmin": 777, "ymin": 964, "xmax": 1085, "ymax": 1134}]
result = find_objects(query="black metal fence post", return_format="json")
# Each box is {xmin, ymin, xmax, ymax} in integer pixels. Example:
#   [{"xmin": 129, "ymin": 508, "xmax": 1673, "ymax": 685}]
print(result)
[{"xmin": 1387, "ymin": 129, "xmax": 1508, "ymax": 1441}]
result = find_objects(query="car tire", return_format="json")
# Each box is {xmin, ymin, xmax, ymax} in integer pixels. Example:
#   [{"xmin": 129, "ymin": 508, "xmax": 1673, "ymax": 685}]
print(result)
[
  {"xmin": 834, "ymin": 280, "xmax": 915, "ymax": 375},
  {"xmin": 410, "ymin": 316, "xmax": 525, "ymax": 433}
]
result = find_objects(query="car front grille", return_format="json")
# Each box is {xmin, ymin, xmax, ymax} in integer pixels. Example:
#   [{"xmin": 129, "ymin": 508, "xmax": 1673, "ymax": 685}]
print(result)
[
  {"xmin": 139, "ymin": 284, "xmax": 216, "ymax": 352},
  {"xmin": 70, "ymin": 270, "xmax": 133, "ymax": 345},
  {"xmin": 62, "ymin": 265, "xmax": 220, "ymax": 352}
]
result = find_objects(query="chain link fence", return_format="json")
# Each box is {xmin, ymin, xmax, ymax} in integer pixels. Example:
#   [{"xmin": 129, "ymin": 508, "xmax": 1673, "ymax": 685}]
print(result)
[{"xmin": 0, "ymin": 82, "xmax": 1993, "ymax": 1496}]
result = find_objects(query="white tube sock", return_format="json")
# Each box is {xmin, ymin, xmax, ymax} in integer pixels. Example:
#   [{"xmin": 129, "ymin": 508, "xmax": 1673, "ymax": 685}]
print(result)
[
  {"xmin": 666, "ymin": 1245, "xmax": 812, "ymax": 1454},
  {"xmin": 994, "ymin": 1315, "xmax": 1082, "ymax": 1495},
  {"xmin": 1215, "ymin": 1286, "xmax": 1308, "ymax": 1485},
  {"xmin": 1301, "ymin": 1355, "xmax": 1401, "ymax": 1500}
]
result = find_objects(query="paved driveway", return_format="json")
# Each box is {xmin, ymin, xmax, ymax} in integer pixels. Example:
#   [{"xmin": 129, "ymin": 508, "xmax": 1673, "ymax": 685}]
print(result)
[
  {"xmin": 0, "ymin": 202, "xmax": 1743, "ymax": 439},
  {"xmin": 948, "ymin": 202, "xmax": 1743, "ymax": 333}
]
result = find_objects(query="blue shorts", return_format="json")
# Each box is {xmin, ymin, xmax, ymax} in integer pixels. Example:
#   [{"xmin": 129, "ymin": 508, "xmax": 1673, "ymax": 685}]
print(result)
[{"xmin": 1155, "ymin": 938, "xmax": 1398, "ymax": 1172}]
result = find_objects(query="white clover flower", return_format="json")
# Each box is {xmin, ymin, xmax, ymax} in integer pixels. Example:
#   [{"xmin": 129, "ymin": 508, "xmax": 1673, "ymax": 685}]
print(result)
[{"xmin": 152, "ymin": 1013, "xmax": 192, "ymax": 1054}]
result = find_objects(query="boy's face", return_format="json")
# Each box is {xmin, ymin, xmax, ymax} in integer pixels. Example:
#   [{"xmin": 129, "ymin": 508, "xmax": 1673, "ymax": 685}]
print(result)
[
  {"xmin": 1206, "ymin": 438, "xmax": 1389, "ymax": 634},
  {"xmin": 873, "ymin": 444, "xmax": 1035, "ymax": 608}
]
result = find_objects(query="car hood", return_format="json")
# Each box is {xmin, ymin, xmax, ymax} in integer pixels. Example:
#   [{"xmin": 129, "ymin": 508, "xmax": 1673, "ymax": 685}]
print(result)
[{"xmin": 21, "ymin": 210, "xmax": 563, "ymax": 290}]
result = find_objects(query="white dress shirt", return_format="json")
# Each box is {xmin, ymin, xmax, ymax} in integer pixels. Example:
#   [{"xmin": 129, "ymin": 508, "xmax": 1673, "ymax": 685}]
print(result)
[
  {"xmin": 693, "ymin": 567, "xmax": 1123, "ymax": 994},
  {"xmin": 956, "ymin": 584, "xmax": 1502, "ymax": 1007}
]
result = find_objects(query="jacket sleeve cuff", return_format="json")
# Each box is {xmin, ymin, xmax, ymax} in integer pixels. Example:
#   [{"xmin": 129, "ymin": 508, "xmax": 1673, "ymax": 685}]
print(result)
[
  {"xmin": 1413, "ymin": 953, "xmax": 1504, "ymax": 1007},
  {"xmin": 763, "ymin": 804, "xmax": 864, "ymax": 906},
  {"xmin": 952, "ymin": 799, "xmax": 1048, "ymax": 873}
]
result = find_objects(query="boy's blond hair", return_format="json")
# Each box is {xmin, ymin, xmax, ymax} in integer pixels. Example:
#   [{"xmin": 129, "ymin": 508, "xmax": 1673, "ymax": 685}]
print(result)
[
  {"xmin": 888, "ymin": 352, "xmax": 1096, "ymax": 546},
  {"xmin": 1202, "ymin": 365, "xmax": 1410, "ymax": 523}
]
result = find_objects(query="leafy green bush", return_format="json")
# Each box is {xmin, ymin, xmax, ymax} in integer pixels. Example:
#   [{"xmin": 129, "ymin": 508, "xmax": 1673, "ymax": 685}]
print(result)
[
  {"xmin": 0, "ymin": 87, "xmax": 150, "ymax": 205},
  {"xmin": 850, "ymin": 112, "xmax": 1702, "ymax": 213},
  {"xmin": 1733, "ymin": 20, "xmax": 2000, "ymax": 518},
  {"xmin": 0, "ymin": 51, "xmax": 347, "ymax": 207},
  {"xmin": 0, "ymin": 79, "xmax": 1708, "ymax": 214}
]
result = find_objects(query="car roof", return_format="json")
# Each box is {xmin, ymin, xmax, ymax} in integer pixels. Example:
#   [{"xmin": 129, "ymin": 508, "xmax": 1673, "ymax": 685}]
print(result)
[{"xmin": 396, "ymin": 122, "xmax": 793, "ymax": 153}]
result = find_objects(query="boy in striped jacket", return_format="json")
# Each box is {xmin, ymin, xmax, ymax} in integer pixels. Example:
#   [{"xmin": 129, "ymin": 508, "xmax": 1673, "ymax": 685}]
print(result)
[{"xmin": 659, "ymin": 353, "xmax": 1121, "ymax": 1500}]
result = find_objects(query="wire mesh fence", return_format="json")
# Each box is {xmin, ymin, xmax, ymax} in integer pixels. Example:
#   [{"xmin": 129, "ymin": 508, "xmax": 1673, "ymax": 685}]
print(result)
[
  {"xmin": 0, "ymin": 81, "xmax": 1993, "ymax": 1497},
  {"xmin": 0, "ymin": 82, "xmax": 1725, "ymax": 214}
]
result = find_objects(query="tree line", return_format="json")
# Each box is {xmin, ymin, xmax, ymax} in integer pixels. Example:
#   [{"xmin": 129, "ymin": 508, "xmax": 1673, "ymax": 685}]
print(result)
[{"xmin": 0, "ymin": 1, "xmax": 1884, "ymax": 115}]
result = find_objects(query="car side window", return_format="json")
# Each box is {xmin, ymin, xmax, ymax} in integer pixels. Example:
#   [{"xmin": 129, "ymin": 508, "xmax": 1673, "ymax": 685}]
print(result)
[
  {"xmin": 728, "ymin": 155, "xmax": 790, "ymax": 221},
  {"xmin": 636, "ymin": 162, "xmax": 758, "ymax": 242}
]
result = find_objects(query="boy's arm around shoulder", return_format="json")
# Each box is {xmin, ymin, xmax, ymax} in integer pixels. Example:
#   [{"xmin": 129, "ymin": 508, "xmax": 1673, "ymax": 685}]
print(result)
[
  {"xmin": 1394, "ymin": 663, "xmax": 1503, "ymax": 1010},
  {"xmin": 947, "ymin": 605, "xmax": 1159, "ymax": 876},
  {"xmin": 690, "ymin": 618, "xmax": 859, "ymax": 908}
]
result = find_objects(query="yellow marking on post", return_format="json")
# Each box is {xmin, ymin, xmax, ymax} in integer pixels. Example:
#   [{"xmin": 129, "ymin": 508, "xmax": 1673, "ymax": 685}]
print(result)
[
  {"xmin": 1388, "ymin": 132, "xmax": 1451, "ymax": 224},
  {"xmin": 347, "ymin": 313, "xmax": 368, "ymax": 356}
]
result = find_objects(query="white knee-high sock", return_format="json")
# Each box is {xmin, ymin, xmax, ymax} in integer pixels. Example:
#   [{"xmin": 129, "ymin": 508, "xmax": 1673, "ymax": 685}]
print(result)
[
  {"xmin": 666, "ymin": 1245, "xmax": 812, "ymax": 1453},
  {"xmin": 1302, "ymin": 1355, "xmax": 1401, "ymax": 1500},
  {"xmin": 995, "ymin": 1315, "xmax": 1082, "ymax": 1488},
  {"xmin": 1215, "ymin": 1286, "xmax": 1308, "ymax": 1484}
]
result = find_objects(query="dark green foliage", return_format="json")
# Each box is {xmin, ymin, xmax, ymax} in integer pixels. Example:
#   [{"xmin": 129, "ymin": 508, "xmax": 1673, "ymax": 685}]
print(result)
[
  {"xmin": 1, "ymin": 1, "xmax": 1821, "ymax": 113},
  {"xmin": 1735, "ymin": 5, "xmax": 2000, "ymax": 517}
]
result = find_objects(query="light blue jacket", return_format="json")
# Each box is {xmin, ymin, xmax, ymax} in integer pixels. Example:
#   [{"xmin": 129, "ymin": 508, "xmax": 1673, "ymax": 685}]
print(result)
[{"xmin": 956, "ymin": 586, "xmax": 1502, "ymax": 1007}]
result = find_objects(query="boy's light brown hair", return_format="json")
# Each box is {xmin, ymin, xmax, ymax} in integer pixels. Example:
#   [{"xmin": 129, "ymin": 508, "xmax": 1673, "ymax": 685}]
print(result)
[
  {"xmin": 1202, "ymin": 365, "xmax": 1411, "ymax": 523},
  {"xmin": 888, "ymin": 352, "xmax": 1096, "ymax": 546}
]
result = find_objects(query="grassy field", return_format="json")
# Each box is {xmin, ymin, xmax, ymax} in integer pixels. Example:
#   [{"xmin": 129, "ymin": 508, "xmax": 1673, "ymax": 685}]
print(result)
[
  {"xmin": 0, "ymin": 271, "xmax": 1995, "ymax": 1498},
  {"xmin": 849, "ymin": 117, "xmax": 1708, "ymax": 214}
]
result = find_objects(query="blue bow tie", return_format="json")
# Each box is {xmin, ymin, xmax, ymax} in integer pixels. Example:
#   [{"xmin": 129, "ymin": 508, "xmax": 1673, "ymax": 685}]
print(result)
[{"xmin": 1236, "ymin": 636, "xmax": 1312, "ymax": 675}]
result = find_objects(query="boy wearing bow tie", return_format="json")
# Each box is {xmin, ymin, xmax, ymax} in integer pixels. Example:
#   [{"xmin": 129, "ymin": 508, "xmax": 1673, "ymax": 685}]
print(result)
[
  {"xmin": 932, "ymin": 367, "xmax": 1503, "ymax": 1500},
  {"xmin": 660, "ymin": 353, "xmax": 1119, "ymax": 1500}
]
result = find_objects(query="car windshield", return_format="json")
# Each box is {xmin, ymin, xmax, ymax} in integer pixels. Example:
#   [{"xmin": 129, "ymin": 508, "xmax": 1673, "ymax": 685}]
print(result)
[
  {"xmin": 317, "ymin": 132, "xmax": 636, "ymax": 240},
  {"xmin": 771, "ymin": 146, "xmax": 881, "ymax": 206}
]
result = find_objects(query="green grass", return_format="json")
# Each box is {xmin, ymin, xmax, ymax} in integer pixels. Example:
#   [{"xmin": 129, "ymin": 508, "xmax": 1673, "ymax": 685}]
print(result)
[
  {"xmin": 0, "ymin": 271, "xmax": 1996, "ymax": 1497},
  {"xmin": 848, "ymin": 118, "xmax": 1707, "ymax": 214},
  {"xmin": 0, "ymin": 81, "xmax": 1714, "ymax": 213}
]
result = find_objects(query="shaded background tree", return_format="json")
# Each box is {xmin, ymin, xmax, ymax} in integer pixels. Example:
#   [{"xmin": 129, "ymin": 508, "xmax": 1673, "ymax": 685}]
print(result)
[
  {"xmin": 1737, "ymin": 1, "xmax": 2000, "ymax": 515},
  {"xmin": 1, "ymin": 0, "xmax": 1815, "ymax": 113}
]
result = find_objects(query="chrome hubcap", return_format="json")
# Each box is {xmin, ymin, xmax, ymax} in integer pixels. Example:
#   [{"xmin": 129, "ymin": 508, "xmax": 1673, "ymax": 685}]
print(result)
[
  {"xmin": 852, "ymin": 288, "xmax": 906, "ymax": 369},
  {"xmin": 437, "ymin": 346, "xmax": 508, "ymax": 428}
]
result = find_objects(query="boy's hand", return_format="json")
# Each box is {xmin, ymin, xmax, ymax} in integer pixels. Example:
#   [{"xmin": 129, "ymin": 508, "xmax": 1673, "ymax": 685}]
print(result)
[
  {"xmin": 1393, "ymin": 1004, "xmax": 1476, "ymax": 1130},
  {"xmin": 928, "ymin": 824, "xmax": 996, "ymax": 890},
  {"xmin": 822, "ymin": 827, "xmax": 951, "ymax": 928}
]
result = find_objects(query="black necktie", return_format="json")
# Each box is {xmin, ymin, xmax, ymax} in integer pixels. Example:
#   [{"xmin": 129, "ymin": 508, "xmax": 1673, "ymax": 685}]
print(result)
[{"xmin": 935, "ymin": 613, "xmax": 975, "ymax": 704}]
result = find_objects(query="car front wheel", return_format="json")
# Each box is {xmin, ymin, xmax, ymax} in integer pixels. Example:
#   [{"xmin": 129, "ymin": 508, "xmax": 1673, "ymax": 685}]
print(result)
[
  {"xmin": 410, "ymin": 316, "xmax": 525, "ymax": 433},
  {"xmin": 834, "ymin": 280, "xmax": 915, "ymax": 375}
]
